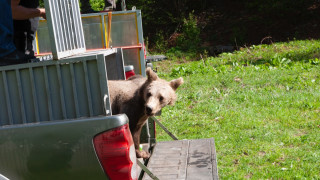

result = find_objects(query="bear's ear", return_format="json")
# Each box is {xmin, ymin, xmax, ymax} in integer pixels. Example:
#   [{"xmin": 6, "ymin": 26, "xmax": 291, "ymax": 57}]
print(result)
[
  {"xmin": 168, "ymin": 100, "xmax": 175, "ymax": 105},
  {"xmin": 146, "ymin": 67, "xmax": 158, "ymax": 82},
  {"xmin": 168, "ymin": 95, "xmax": 177, "ymax": 105},
  {"xmin": 170, "ymin": 77, "xmax": 184, "ymax": 91}
]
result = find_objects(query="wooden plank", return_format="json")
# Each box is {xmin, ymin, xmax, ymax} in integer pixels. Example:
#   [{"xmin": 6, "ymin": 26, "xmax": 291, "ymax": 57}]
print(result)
[
  {"xmin": 143, "ymin": 138, "xmax": 218, "ymax": 180},
  {"xmin": 143, "ymin": 140, "xmax": 188, "ymax": 180},
  {"xmin": 186, "ymin": 139, "xmax": 218, "ymax": 180}
]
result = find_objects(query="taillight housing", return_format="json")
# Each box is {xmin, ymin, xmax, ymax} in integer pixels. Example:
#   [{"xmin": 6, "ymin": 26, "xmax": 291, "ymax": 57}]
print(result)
[
  {"xmin": 93, "ymin": 124, "xmax": 137, "ymax": 180},
  {"xmin": 125, "ymin": 65, "xmax": 135, "ymax": 79}
]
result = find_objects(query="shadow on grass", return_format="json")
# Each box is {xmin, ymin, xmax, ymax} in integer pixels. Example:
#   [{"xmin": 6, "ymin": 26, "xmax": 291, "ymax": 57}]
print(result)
[{"xmin": 222, "ymin": 41, "xmax": 320, "ymax": 66}]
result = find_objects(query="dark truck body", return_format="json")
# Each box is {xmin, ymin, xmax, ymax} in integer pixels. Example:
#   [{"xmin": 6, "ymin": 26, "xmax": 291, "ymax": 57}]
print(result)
[{"xmin": 0, "ymin": 115, "xmax": 128, "ymax": 180}]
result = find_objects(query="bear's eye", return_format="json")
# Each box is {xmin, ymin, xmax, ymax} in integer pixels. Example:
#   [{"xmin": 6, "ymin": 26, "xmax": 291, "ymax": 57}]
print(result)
[
  {"xmin": 159, "ymin": 96, "xmax": 164, "ymax": 102},
  {"xmin": 147, "ymin": 92, "xmax": 152, "ymax": 97}
]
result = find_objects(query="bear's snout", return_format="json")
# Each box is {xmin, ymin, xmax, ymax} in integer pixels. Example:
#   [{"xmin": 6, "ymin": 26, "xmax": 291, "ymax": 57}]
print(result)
[
  {"xmin": 145, "ymin": 106, "xmax": 153, "ymax": 115},
  {"xmin": 146, "ymin": 105, "xmax": 153, "ymax": 116}
]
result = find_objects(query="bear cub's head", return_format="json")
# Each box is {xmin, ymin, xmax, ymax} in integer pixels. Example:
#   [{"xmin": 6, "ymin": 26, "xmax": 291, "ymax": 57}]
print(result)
[{"xmin": 143, "ymin": 67, "xmax": 183, "ymax": 116}]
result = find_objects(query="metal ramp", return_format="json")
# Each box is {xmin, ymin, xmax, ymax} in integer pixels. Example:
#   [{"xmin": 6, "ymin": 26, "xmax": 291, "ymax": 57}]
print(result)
[{"xmin": 142, "ymin": 139, "xmax": 219, "ymax": 180}]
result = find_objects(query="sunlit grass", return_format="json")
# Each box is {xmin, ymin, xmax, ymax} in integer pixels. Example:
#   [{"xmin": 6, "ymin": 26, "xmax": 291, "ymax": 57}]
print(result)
[{"xmin": 154, "ymin": 40, "xmax": 320, "ymax": 179}]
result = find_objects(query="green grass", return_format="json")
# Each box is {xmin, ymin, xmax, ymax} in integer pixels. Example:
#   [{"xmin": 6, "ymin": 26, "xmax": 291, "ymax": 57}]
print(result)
[{"xmin": 153, "ymin": 40, "xmax": 320, "ymax": 179}]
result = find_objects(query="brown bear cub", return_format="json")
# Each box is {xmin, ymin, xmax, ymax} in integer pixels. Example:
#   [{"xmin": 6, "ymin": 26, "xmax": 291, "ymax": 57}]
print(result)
[{"xmin": 108, "ymin": 67, "xmax": 183, "ymax": 159}]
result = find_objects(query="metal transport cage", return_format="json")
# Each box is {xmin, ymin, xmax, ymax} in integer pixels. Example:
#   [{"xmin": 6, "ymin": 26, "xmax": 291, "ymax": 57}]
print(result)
[
  {"xmin": 35, "ymin": 10, "xmax": 145, "ymax": 76},
  {"xmin": 0, "ymin": 50, "xmax": 117, "ymax": 125},
  {"xmin": 0, "ymin": 0, "xmax": 133, "ymax": 126}
]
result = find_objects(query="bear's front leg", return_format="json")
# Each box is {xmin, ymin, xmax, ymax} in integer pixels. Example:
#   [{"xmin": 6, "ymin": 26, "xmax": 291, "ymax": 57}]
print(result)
[
  {"xmin": 136, "ymin": 149, "xmax": 150, "ymax": 159},
  {"xmin": 133, "ymin": 125, "xmax": 150, "ymax": 159}
]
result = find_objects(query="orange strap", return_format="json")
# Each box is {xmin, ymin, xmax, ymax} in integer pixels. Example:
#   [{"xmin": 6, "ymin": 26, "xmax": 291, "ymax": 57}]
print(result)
[{"xmin": 106, "ymin": 12, "xmax": 112, "ymax": 48}]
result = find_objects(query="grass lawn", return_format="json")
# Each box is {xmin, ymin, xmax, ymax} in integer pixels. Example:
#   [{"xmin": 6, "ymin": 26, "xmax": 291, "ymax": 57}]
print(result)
[{"xmin": 153, "ymin": 40, "xmax": 320, "ymax": 179}]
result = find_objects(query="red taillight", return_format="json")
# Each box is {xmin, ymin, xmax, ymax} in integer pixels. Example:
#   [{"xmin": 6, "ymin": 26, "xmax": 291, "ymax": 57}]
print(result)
[
  {"xmin": 143, "ymin": 43, "xmax": 147, "ymax": 60},
  {"xmin": 125, "ymin": 65, "xmax": 135, "ymax": 79},
  {"xmin": 93, "ymin": 124, "xmax": 138, "ymax": 180}
]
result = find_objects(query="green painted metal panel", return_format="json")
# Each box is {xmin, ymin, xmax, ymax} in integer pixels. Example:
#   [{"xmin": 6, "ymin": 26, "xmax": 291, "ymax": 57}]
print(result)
[
  {"xmin": 0, "ymin": 114, "xmax": 128, "ymax": 180},
  {"xmin": 82, "ymin": 16, "xmax": 104, "ymax": 49},
  {"xmin": 0, "ymin": 50, "xmax": 116, "ymax": 126}
]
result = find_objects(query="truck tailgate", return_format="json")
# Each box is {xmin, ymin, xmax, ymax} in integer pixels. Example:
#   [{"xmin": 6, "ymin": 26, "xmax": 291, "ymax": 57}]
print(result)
[
  {"xmin": 143, "ymin": 138, "xmax": 218, "ymax": 180},
  {"xmin": 0, "ymin": 114, "xmax": 128, "ymax": 180}
]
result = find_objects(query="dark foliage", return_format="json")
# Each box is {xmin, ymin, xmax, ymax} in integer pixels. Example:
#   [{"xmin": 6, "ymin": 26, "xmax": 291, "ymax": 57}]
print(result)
[
  {"xmin": 39, "ymin": 0, "xmax": 320, "ymax": 52},
  {"xmin": 127, "ymin": 0, "xmax": 320, "ymax": 52}
]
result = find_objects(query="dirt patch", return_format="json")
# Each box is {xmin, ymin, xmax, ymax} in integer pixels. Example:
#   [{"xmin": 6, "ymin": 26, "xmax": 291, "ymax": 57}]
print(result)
[
  {"xmin": 244, "ymin": 173, "xmax": 253, "ymax": 179},
  {"xmin": 258, "ymin": 151, "xmax": 266, "ymax": 157}
]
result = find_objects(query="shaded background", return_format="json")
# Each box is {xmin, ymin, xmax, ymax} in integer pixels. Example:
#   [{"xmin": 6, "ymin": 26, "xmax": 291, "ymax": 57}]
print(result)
[{"xmin": 40, "ymin": 0, "xmax": 320, "ymax": 53}]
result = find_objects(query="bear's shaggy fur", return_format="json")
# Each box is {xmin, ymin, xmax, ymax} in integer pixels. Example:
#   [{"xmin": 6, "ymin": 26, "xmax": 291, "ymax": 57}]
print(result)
[{"xmin": 108, "ymin": 67, "xmax": 183, "ymax": 158}]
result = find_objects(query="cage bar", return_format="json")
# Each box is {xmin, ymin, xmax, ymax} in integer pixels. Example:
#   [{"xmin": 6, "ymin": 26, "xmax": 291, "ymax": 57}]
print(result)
[{"xmin": 44, "ymin": 0, "xmax": 86, "ymax": 59}]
